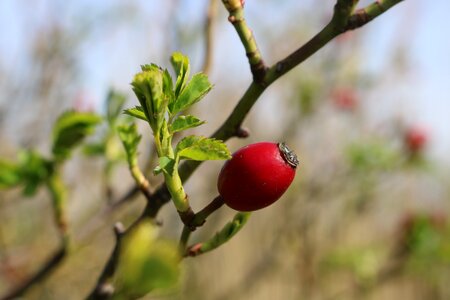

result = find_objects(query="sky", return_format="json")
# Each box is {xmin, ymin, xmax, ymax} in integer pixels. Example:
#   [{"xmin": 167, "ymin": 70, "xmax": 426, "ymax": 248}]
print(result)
[{"xmin": 0, "ymin": 0, "xmax": 449, "ymax": 162}]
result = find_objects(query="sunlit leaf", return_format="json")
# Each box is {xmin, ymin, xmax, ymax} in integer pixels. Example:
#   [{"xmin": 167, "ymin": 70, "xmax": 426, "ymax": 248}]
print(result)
[
  {"xmin": 124, "ymin": 106, "xmax": 148, "ymax": 122},
  {"xmin": 175, "ymin": 136, "xmax": 231, "ymax": 161},
  {"xmin": 114, "ymin": 221, "xmax": 181, "ymax": 299},
  {"xmin": 169, "ymin": 115, "xmax": 205, "ymax": 134},
  {"xmin": 169, "ymin": 73, "xmax": 212, "ymax": 115},
  {"xmin": 106, "ymin": 90, "xmax": 127, "ymax": 123},
  {"xmin": 117, "ymin": 123, "xmax": 142, "ymax": 167},
  {"xmin": 170, "ymin": 52, "xmax": 190, "ymax": 98},
  {"xmin": 52, "ymin": 111, "xmax": 102, "ymax": 161},
  {"xmin": 0, "ymin": 160, "xmax": 21, "ymax": 188}
]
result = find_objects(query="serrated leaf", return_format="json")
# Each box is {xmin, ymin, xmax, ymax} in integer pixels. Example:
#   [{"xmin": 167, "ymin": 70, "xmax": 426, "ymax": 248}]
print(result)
[
  {"xmin": 163, "ymin": 69, "xmax": 175, "ymax": 108},
  {"xmin": 52, "ymin": 111, "xmax": 102, "ymax": 161},
  {"xmin": 115, "ymin": 221, "xmax": 181, "ymax": 299},
  {"xmin": 118, "ymin": 123, "xmax": 142, "ymax": 167},
  {"xmin": 170, "ymin": 52, "xmax": 190, "ymax": 98},
  {"xmin": 131, "ymin": 68, "xmax": 167, "ymax": 132},
  {"xmin": 124, "ymin": 106, "xmax": 148, "ymax": 122},
  {"xmin": 169, "ymin": 73, "xmax": 212, "ymax": 115},
  {"xmin": 175, "ymin": 136, "xmax": 231, "ymax": 161},
  {"xmin": 155, "ymin": 156, "xmax": 176, "ymax": 176},
  {"xmin": 106, "ymin": 90, "xmax": 127, "ymax": 123},
  {"xmin": 200, "ymin": 212, "xmax": 250, "ymax": 254},
  {"xmin": 169, "ymin": 115, "xmax": 205, "ymax": 134},
  {"xmin": 0, "ymin": 160, "xmax": 21, "ymax": 188}
]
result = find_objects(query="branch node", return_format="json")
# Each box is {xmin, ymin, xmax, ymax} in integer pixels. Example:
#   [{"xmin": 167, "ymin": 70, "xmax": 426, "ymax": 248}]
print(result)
[{"xmin": 178, "ymin": 207, "xmax": 197, "ymax": 230}]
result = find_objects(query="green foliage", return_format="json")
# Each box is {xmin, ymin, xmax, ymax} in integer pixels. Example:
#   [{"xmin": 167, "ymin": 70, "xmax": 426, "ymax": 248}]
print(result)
[
  {"xmin": 114, "ymin": 221, "xmax": 181, "ymax": 299},
  {"xmin": 175, "ymin": 136, "xmax": 231, "ymax": 161},
  {"xmin": 131, "ymin": 66, "xmax": 168, "ymax": 133},
  {"xmin": 82, "ymin": 142, "xmax": 106, "ymax": 156},
  {"xmin": 169, "ymin": 115, "xmax": 205, "ymax": 134},
  {"xmin": 200, "ymin": 212, "xmax": 250, "ymax": 254},
  {"xmin": 18, "ymin": 151, "xmax": 53, "ymax": 196},
  {"xmin": 170, "ymin": 52, "xmax": 190, "ymax": 98},
  {"xmin": 117, "ymin": 123, "xmax": 142, "ymax": 167},
  {"xmin": 106, "ymin": 90, "xmax": 127, "ymax": 124},
  {"xmin": 123, "ymin": 106, "xmax": 148, "ymax": 122},
  {"xmin": 52, "ymin": 111, "xmax": 102, "ymax": 161},
  {"xmin": 168, "ymin": 73, "xmax": 212, "ymax": 115},
  {"xmin": 346, "ymin": 140, "xmax": 399, "ymax": 171},
  {"xmin": 5, "ymin": 150, "xmax": 54, "ymax": 197},
  {"xmin": 0, "ymin": 159, "xmax": 21, "ymax": 188},
  {"xmin": 322, "ymin": 247, "xmax": 382, "ymax": 286},
  {"xmin": 154, "ymin": 156, "xmax": 176, "ymax": 176}
]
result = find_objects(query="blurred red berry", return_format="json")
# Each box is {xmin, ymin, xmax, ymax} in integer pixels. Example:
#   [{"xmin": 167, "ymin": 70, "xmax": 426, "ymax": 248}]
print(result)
[
  {"xmin": 331, "ymin": 87, "xmax": 358, "ymax": 111},
  {"xmin": 217, "ymin": 142, "xmax": 298, "ymax": 212},
  {"xmin": 405, "ymin": 126, "xmax": 428, "ymax": 153}
]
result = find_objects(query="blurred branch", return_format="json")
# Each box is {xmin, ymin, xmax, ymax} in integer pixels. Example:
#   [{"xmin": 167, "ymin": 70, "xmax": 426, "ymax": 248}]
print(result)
[
  {"xmin": 347, "ymin": 0, "xmax": 405, "ymax": 30},
  {"xmin": 87, "ymin": 222, "xmax": 125, "ymax": 300},
  {"xmin": 265, "ymin": 0, "xmax": 404, "ymax": 84},
  {"xmin": 1, "ymin": 246, "xmax": 67, "ymax": 300},
  {"xmin": 221, "ymin": 0, "xmax": 267, "ymax": 82},
  {"xmin": 202, "ymin": 0, "xmax": 219, "ymax": 75}
]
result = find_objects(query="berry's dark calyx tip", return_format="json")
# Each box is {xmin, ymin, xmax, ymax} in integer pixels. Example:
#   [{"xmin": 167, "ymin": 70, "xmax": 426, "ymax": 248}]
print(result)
[{"xmin": 278, "ymin": 142, "xmax": 299, "ymax": 168}]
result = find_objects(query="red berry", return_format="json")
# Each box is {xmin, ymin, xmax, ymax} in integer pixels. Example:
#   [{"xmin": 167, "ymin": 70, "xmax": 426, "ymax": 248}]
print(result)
[
  {"xmin": 331, "ymin": 87, "xmax": 358, "ymax": 111},
  {"xmin": 217, "ymin": 142, "xmax": 298, "ymax": 212},
  {"xmin": 405, "ymin": 126, "xmax": 427, "ymax": 153}
]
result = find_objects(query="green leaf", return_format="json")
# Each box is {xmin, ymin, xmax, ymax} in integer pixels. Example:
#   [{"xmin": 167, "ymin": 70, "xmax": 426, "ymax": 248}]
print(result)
[
  {"xmin": 118, "ymin": 123, "xmax": 142, "ymax": 167},
  {"xmin": 170, "ymin": 52, "xmax": 190, "ymax": 98},
  {"xmin": 131, "ymin": 68, "xmax": 167, "ymax": 132},
  {"xmin": 169, "ymin": 73, "xmax": 212, "ymax": 115},
  {"xmin": 17, "ymin": 150, "xmax": 53, "ymax": 196},
  {"xmin": 175, "ymin": 136, "xmax": 231, "ymax": 161},
  {"xmin": 169, "ymin": 115, "xmax": 205, "ymax": 134},
  {"xmin": 82, "ymin": 143, "xmax": 106, "ymax": 156},
  {"xmin": 163, "ymin": 69, "xmax": 175, "ymax": 108},
  {"xmin": 115, "ymin": 221, "xmax": 181, "ymax": 299},
  {"xmin": 154, "ymin": 156, "xmax": 176, "ymax": 176},
  {"xmin": 124, "ymin": 106, "xmax": 148, "ymax": 122},
  {"xmin": 106, "ymin": 90, "xmax": 127, "ymax": 123},
  {"xmin": 200, "ymin": 212, "xmax": 250, "ymax": 254},
  {"xmin": 0, "ymin": 160, "xmax": 21, "ymax": 188},
  {"xmin": 52, "ymin": 111, "xmax": 102, "ymax": 161}
]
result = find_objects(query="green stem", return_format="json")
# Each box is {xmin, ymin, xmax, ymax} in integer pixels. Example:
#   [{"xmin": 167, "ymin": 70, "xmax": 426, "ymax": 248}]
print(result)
[
  {"xmin": 47, "ymin": 171, "xmax": 68, "ymax": 241},
  {"xmin": 222, "ymin": 0, "xmax": 266, "ymax": 82},
  {"xmin": 179, "ymin": 195, "xmax": 225, "ymax": 251},
  {"xmin": 347, "ymin": 0, "xmax": 405, "ymax": 30},
  {"xmin": 163, "ymin": 168, "xmax": 190, "ymax": 213}
]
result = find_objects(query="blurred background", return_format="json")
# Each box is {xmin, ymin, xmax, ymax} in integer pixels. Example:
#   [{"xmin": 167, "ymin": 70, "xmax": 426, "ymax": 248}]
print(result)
[{"xmin": 1, "ymin": 0, "xmax": 450, "ymax": 299}]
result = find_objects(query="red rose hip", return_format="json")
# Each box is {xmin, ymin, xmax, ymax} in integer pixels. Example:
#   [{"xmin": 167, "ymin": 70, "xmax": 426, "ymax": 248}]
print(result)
[{"xmin": 217, "ymin": 142, "xmax": 299, "ymax": 211}]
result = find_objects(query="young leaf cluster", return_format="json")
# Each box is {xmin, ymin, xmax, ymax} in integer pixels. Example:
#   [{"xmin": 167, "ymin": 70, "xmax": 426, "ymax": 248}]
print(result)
[{"xmin": 124, "ymin": 52, "xmax": 231, "ymax": 189}]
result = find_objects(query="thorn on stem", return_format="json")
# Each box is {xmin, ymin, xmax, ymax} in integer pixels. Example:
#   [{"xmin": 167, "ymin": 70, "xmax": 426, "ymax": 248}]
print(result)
[
  {"xmin": 98, "ymin": 283, "xmax": 115, "ymax": 297},
  {"xmin": 236, "ymin": 127, "xmax": 250, "ymax": 138},
  {"xmin": 113, "ymin": 222, "xmax": 125, "ymax": 237}
]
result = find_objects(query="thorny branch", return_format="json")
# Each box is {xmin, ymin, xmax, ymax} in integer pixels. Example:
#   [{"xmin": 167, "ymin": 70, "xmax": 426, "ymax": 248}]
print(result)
[{"xmin": 85, "ymin": 0, "xmax": 406, "ymax": 298}]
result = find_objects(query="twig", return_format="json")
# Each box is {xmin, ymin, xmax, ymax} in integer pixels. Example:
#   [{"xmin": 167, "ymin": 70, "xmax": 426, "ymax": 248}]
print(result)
[
  {"xmin": 86, "ymin": 223, "xmax": 125, "ymax": 300},
  {"xmin": 1, "ymin": 245, "xmax": 67, "ymax": 300},
  {"xmin": 222, "ymin": 0, "xmax": 267, "ymax": 82},
  {"xmin": 179, "ymin": 195, "xmax": 225, "ymax": 250},
  {"xmin": 202, "ymin": 0, "xmax": 218, "ymax": 75}
]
